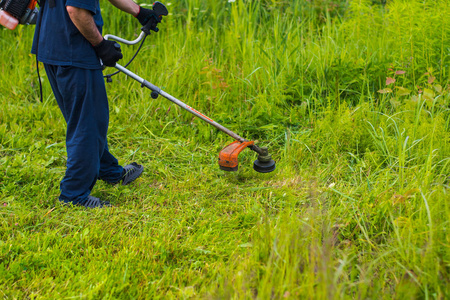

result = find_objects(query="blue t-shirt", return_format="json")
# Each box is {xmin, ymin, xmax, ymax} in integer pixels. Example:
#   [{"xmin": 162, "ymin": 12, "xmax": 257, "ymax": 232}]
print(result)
[{"xmin": 31, "ymin": 0, "xmax": 104, "ymax": 69}]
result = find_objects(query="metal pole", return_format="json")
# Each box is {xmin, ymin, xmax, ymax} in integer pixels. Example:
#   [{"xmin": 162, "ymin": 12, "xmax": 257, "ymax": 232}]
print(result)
[{"xmin": 114, "ymin": 63, "xmax": 247, "ymax": 143}]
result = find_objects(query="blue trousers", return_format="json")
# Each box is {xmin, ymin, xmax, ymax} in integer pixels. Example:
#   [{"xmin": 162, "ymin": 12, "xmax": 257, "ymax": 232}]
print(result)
[{"xmin": 44, "ymin": 64, "xmax": 124, "ymax": 204}]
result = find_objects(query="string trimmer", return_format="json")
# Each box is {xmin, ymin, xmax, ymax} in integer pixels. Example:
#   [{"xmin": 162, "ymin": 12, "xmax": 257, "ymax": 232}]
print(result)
[{"xmin": 105, "ymin": 2, "xmax": 276, "ymax": 173}]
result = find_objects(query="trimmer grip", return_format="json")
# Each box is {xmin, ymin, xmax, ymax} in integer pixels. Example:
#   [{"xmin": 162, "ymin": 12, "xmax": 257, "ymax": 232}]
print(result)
[
  {"xmin": 153, "ymin": 1, "xmax": 168, "ymax": 17},
  {"xmin": 141, "ymin": 1, "xmax": 169, "ymax": 34}
]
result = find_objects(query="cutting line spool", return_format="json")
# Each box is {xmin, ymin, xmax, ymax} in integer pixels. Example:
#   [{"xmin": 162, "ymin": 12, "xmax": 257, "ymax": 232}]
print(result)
[{"xmin": 253, "ymin": 157, "xmax": 276, "ymax": 173}]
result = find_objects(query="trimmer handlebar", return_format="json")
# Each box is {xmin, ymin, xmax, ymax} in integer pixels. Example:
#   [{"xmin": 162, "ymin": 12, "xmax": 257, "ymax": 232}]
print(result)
[{"xmin": 104, "ymin": 1, "xmax": 168, "ymax": 43}]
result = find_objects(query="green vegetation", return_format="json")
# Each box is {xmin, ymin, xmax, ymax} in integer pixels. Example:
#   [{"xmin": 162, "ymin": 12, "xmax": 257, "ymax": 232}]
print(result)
[{"xmin": 1, "ymin": 0, "xmax": 449, "ymax": 298}]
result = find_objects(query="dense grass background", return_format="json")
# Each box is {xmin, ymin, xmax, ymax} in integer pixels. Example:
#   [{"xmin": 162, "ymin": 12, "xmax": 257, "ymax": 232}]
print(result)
[{"xmin": 1, "ymin": 0, "xmax": 449, "ymax": 298}]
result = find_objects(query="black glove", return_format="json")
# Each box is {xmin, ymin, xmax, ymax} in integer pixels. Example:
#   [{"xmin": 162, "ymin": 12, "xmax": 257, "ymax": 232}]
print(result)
[
  {"xmin": 93, "ymin": 39, "xmax": 123, "ymax": 67},
  {"xmin": 136, "ymin": 6, "xmax": 161, "ymax": 27}
]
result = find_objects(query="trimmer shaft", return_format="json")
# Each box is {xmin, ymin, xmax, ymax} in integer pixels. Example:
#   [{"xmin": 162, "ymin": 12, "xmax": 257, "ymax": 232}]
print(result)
[{"xmin": 107, "ymin": 20, "xmax": 276, "ymax": 175}]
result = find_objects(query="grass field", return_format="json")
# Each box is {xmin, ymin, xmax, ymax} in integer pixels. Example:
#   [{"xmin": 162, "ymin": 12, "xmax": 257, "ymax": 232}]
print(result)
[{"xmin": 1, "ymin": 0, "xmax": 449, "ymax": 298}]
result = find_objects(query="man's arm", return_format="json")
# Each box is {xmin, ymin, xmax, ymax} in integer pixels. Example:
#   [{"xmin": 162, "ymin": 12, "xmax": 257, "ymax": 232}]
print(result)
[
  {"xmin": 66, "ymin": 6, "xmax": 124, "ymax": 66},
  {"xmin": 66, "ymin": 0, "xmax": 158, "ymax": 49},
  {"xmin": 107, "ymin": 0, "xmax": 140, "ymax": 16},
  {"xmin": 66, "ymin": 6, "xmax": 103, "ymax": 46},
  {"xmin": 67, "ymin": 0, "xmax": 145, "ymax": 46}
]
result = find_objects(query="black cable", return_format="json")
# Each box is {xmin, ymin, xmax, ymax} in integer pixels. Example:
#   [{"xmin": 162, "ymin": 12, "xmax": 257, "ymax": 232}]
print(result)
[
  {"xmin": 35, "ymin": 0, "xmax": 44, "ymax": 102},
  {"xmin": 36, "ymin": 55, "xmax": 43, "ymax": 102},
  {"xmin": 104, "ymin": 32, "xmax": 148, "ymax": 80}
]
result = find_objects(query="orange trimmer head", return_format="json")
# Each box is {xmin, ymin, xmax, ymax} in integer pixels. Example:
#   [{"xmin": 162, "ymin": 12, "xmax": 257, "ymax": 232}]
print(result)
[{"xmin": 219, "ymin": 141, "xmax": 276, "ymax": 173}]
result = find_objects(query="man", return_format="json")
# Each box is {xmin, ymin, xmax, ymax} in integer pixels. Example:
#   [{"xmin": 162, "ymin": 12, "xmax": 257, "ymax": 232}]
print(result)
[{"xmin": 32, "ymin": 0, "xmax": 159, "ymax": 208}]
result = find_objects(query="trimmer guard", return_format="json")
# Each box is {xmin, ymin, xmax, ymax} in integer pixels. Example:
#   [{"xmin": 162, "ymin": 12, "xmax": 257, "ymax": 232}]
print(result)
[{"xmin": 218, "ymin": 140, "xmax": 254, "ymax": 171}]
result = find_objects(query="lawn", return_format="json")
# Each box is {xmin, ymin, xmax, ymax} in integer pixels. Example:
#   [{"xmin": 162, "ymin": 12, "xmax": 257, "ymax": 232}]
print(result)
[{"xmin": 1, "ymin": 0, "xmax": 449, "ymax": 298}]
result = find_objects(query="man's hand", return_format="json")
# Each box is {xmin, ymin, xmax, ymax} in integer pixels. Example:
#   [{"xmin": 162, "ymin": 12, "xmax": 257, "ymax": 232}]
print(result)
[
  {"xmin": 136, "ymin": 6, "xmax": 161, "ymax": 26},
  {"xmin": 93, "ymin": 39, "xmax": 123, "ymax": 67}
]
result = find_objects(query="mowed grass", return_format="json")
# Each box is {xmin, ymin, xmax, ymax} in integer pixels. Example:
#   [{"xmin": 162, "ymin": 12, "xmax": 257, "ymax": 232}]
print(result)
[{"xmin": 1, "ymin": 0, "xmax": 450, "ymax": 298}]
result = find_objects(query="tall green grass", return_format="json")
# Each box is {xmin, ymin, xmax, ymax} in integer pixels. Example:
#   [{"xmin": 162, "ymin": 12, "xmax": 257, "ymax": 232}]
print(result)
[{"xmin": 1, "ymin": 0, "xmax": 449, "ymax": 298}]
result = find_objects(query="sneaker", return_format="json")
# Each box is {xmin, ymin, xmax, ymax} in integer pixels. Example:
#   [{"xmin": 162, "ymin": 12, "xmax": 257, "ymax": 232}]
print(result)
[
  {"xmin": 100, "ymin": 162, "xmax": 144, "ymax": 185},
  {"xmin": 121, "ymin": 162, "xmax": 144, "ymax": 185}
]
